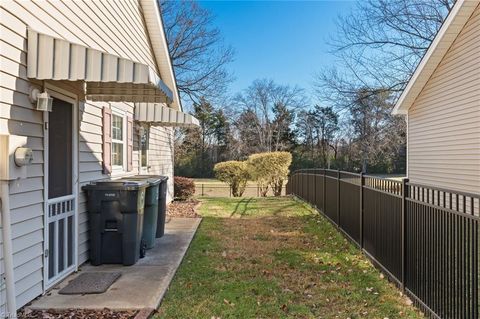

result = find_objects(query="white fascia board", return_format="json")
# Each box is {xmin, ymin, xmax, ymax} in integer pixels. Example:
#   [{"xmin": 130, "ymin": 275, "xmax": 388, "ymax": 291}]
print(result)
[{"xmin": 140, "ymin": 0, "xmax": 183, "ymax": 112}]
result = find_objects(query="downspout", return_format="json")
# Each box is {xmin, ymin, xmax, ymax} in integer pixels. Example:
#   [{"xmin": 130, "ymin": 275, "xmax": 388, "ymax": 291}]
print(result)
[{"xmin": 0, "ymin": 180, "xmax": 17, "ymax": 315}]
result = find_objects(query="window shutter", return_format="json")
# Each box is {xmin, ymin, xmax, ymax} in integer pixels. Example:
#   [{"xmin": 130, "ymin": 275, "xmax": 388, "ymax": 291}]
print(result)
[
  {"xmin": 102, "ymin": 107, "xmax": 112, "ymax": 175},
  {"xmin": 127, "ymin": 115, "xmax": 133, "ymax": 172}
]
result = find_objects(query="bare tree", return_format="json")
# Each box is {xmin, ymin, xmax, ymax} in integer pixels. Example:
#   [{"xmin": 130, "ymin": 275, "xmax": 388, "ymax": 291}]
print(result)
[
  {"xmin": 233, "ymin": 79, "xmax": 305, "ymax": 154},
  {"xmin": 349, "ymin": 89, "xmax": 406, "ymax": 173},
  {"xmin": 314, "ymin": 0, "xmax": 454, "ymax": 107},
  {"xmin": 310, "ymin": 0, "xmax": 453, "ymax": 173},
  {"xmin": 160, "ymin": 0, "xmax": 234, "ymax": 103}
]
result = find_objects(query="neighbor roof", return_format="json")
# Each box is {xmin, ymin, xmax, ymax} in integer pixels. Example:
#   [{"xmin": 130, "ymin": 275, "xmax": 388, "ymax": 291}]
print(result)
[
  {"xmin": 392, "ymin": 0, "xmax": 479, "ymax": 115},
  {"xmin": 140, "ymin": 0, "xmax": 183, "ymax": 111}
]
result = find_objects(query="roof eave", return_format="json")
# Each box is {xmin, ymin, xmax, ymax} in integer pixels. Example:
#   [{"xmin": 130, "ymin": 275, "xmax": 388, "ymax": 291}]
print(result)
[
  {"xmin": 140, "ymin": 0, "xmax": 183, "ymax": 112},
  {"xmin": 392, "ymin": 0, "xmax": 477, "ymax": 115}
]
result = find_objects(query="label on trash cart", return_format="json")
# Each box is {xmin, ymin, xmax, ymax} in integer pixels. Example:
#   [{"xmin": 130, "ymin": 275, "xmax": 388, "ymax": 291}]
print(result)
[{"xmin": 104, "ymin": 193, "xmax": 117, "ymax": 198}]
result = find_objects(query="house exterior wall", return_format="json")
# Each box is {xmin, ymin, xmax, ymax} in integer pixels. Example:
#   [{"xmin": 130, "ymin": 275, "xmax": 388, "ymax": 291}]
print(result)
[
  {"xmin": 407, "ymin": 5, "xmax": 480, "ymax": 195},
  {"xmin": 1, "ymin": 0, "xmax": 174, "ymax": 310}
]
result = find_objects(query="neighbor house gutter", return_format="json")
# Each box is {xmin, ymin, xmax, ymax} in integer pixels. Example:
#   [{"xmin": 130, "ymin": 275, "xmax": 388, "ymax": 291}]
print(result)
[{"xmin": 0, "ymin": 180, "xmax": 17, "ymax": 315}]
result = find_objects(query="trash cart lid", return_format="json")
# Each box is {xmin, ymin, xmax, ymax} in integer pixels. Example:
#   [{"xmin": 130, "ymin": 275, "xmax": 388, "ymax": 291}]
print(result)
[
  {"xmin": 125, "ymin": 175, "xmax": 168, "ymax": 185},
  {"xmin": 82, "ymin": 180, "xmax": 148, "ymax": 191},
  {"xmin": 122, "ymin": 175, "xmax": 162, "ymax": 186}
]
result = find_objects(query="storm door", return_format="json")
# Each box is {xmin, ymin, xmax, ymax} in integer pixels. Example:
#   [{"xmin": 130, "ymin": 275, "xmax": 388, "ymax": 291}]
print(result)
[{"xmin": 44, "ymin": 97, "xmax": 77, "ymax": 287}]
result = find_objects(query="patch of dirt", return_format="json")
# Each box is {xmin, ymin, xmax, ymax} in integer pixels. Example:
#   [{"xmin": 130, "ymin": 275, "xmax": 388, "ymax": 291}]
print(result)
[
  {"xmin": 18, "ymin": 308, "xmax": 137, "ymax": 319},
  {"xmin": 167, "ymin": 199, "xmax": 200, "ymax": 218}
]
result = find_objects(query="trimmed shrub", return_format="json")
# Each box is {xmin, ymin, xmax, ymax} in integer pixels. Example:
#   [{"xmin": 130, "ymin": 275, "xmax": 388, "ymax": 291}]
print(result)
[
  {"xmin": 174, "ymin": 176, "xmax": 195, "ymax": 200},
  {"xmin": 247, "ymin": 152, "xmax": 292, "ymax": 196},
  {"xmin": 213, "ymin": 161, "xmax": 250, "ymax": 197}
]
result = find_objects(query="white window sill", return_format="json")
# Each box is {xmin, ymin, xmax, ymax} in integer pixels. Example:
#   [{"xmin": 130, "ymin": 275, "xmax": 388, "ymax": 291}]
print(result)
[{"xmin": 110, "ymin": 167, "xmax": 127, "ymax": 177}]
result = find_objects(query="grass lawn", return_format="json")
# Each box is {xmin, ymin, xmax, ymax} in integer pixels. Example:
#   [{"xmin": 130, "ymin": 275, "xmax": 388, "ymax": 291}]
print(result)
[
  {"xmin": 193, "ymin": 178, "xmax": 286, "ymax": 197},
  {"xmin": 156, "ymin": 197, "xmax": 422, "ymax": 319}
]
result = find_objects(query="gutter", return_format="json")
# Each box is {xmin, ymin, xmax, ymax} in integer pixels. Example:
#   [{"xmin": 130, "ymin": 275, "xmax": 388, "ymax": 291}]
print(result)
[{"xmin": 0, "ymin": 180, "xmax": 17, "ymax": 315}]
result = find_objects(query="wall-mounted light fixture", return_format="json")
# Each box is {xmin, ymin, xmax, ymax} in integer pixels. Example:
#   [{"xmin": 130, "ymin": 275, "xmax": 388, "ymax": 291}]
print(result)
[{"xmin": 29, "ymin": 87, "xmax": 53, "ymax": 112}]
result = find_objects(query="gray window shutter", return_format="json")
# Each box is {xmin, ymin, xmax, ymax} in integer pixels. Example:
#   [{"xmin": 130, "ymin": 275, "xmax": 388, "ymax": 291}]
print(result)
[{"xmin": 103, "ymin": 107, "xmax": 112, "ymax": 174}]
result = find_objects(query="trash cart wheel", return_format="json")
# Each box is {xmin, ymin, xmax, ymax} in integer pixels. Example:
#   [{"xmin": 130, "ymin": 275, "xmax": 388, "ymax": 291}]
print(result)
[{"xmin": 140, "ymin": 239, "xmax": 147, "ymax": 258}]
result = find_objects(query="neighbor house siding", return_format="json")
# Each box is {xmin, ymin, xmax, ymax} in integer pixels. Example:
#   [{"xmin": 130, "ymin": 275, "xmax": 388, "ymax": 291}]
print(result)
[
  {"xmin": 407, "ymin": 5, "xmax": 480, "ymax": 194},
  {"xmin": 0, "ymin": 0, "xmax": 174, "ymax": 309}
]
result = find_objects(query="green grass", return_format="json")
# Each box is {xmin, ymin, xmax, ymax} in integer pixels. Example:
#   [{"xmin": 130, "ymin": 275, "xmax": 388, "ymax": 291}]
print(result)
[{"xmin": 156, "ymin": 197, "xmax": 422, "ymax": 319}]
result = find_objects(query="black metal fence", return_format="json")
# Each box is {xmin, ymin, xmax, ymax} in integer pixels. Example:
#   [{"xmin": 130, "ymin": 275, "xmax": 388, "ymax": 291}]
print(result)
[{"xmin": 287, "ymin": 168, "xmax": 480, "ymax": 319}]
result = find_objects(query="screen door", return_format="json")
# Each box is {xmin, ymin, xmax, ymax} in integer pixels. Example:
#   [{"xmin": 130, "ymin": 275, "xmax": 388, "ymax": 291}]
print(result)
[{"xmin": 45, "ymin": 97, "xmax": 76, "ymax": 286}]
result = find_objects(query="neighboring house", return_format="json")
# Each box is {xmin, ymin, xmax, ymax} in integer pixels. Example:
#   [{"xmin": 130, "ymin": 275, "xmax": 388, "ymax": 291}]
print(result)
[
  {"xmin": 0, "ymin": 0, "xmax": 198, "ymax": 314},
  {"xmin": 393, "ymin": 0, "xmax": 480, "ymax": 195}
]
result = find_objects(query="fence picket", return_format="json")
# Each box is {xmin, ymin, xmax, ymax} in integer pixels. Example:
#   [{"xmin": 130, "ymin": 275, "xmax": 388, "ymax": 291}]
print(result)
[{"xmin": 287, "ymin": 169, "xmax": 480, "ymax": 319}]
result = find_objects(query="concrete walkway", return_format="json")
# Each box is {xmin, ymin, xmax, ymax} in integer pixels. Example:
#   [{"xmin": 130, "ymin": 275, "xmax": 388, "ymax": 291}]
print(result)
[{"xmin": 29, "ymin": 217, "xmax": 201, "ymax": 311}]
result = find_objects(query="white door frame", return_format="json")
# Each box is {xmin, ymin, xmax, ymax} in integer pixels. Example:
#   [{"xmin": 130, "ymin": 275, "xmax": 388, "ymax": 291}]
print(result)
[{"xmin": 42, "ymin": 84, "xmax": 79, "ymax": 291}]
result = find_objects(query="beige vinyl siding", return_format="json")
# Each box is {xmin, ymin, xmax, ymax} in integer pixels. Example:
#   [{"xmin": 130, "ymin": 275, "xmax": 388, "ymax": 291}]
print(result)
[
  {"xmin": 0, "ymin": 254, "xmax": 6, "ymax": 315},
  {"xmin": 148, "ymin": 126, "xmax": 175, "ymax": 202},
  {"xmin": 1, "ymin": 0, "xmax": 174, "ymax": 309},
  {"xmin": 1, "ymin": 4, "xmax": 47, "ymax": 303},
  {"xmin": 408, "ymin": 5, "xmax": 480, "ymax": 194}
]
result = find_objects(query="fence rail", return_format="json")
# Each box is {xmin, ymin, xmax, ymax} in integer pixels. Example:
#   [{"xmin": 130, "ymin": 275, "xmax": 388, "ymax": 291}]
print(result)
[
  {"xmin": 195, "ymin": 184, "xmax": 287, "ymax": 197},
  {"xmin": 286, "ymin": 168, "xmax": 480, "ymax": 319}
]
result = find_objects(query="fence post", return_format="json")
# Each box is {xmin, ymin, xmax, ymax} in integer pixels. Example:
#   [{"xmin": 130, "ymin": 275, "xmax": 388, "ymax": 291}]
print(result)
[
  {"xmin": 229, "ymin": 186, "xmax": 232, "ymax": 197},
  {"xmin": 202, "ymin": 184, "xmax": 204, "ymax": 196},
  {"xmin": 337, "ymin": 170, "xmax": 340, "ymax": 225},
  {"xmin": 401, "ymin": 178, "xmax": 409, "ymax": 292},
  {"xmin": 360, "ymin": 172, "xmax": 364, "ymax": 249},
  {"xmin": 323, "ymin": 169, "xmax": 326, "ymax": 212}
]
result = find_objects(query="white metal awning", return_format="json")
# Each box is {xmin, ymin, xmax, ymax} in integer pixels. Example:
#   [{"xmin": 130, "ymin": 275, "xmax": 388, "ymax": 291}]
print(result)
[
  {"xmin": 135, "ymin": 103, "xmax": 200, "ymax": 127},
  {"xmin": 27, "ymin": 29, "xmax": 173, "ymax": 103}
]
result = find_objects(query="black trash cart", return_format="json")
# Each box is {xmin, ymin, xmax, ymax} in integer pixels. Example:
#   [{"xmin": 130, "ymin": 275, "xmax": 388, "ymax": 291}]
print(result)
[{"xmin": 82, "ymin": 180, "xmax": 147, "ymax": 266}]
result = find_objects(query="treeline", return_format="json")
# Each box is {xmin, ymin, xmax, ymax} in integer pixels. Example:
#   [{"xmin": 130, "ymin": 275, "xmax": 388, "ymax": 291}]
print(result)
[
  {"xmin": 171, "ymin": 0, "xmax": 453, "ymax": 178},
  {"xmin": 174, "ymin": 80, "xmax": 406, "ymax": 177}
]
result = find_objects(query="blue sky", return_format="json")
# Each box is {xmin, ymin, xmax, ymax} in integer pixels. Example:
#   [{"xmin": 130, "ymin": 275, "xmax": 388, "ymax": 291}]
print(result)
[{"xmin": 199, "ymin": 0, "xmax": 357, "ymax": 97}]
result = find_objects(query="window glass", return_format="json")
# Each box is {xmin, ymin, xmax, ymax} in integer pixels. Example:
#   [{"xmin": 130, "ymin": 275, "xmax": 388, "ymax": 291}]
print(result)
[
  {"xmin": 112, "ymin": 143, "xmax": 123, "ymax": 166},
  {"xmin": 111, "ymin": 112, "xmax": 125, "ymax": 168},
  {"xmin": 112, "ymin": 114, "xmax": 123, "ymax": 140}
]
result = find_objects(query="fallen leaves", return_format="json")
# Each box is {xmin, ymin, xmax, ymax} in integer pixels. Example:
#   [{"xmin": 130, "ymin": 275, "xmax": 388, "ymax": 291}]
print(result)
[
  {"xmin": 167, "ymin": 199, "xmax": 201, "ymax": 218},
  {"xmin": 158, "ymin": 198, "xmax": 424, "ymax": 318},
  {"xmin": 17, "ymin": 308, "xmax": 137, "ymax": 319}
]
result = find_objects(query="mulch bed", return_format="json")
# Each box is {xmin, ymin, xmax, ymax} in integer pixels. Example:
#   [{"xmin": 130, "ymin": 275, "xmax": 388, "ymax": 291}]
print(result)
[
  {"xmin": 18, "ymin": 308, "xmax": 137, "ymax": 319},
  {"xmin": 167, "ymin": 199, "xmax": 201, "ymax": 218}
]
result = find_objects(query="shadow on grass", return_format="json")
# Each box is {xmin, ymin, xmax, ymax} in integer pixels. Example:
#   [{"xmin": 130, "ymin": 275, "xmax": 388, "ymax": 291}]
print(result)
[
  {"xmin": 229, "ymin": 197, "xmax": 254, "ymax": 218},
  {"xmin": 157, "ymin": 197, "xmax": 423, "ymax": 319}
]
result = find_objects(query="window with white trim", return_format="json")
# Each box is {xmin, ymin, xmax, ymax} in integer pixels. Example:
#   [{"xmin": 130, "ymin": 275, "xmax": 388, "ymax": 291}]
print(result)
[{"xmin": 111, "ymin": 109, "xmax": 127, "ymax": 171}]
